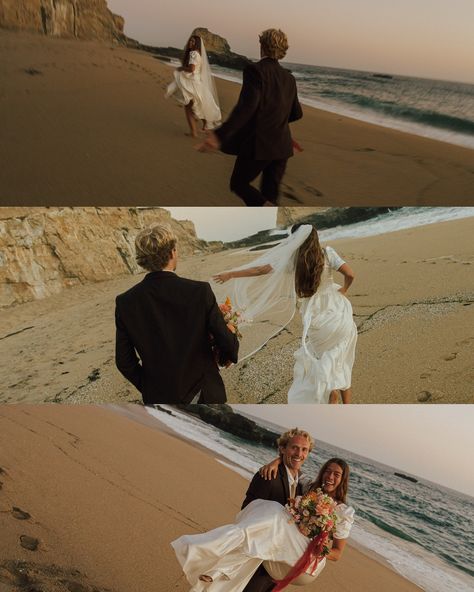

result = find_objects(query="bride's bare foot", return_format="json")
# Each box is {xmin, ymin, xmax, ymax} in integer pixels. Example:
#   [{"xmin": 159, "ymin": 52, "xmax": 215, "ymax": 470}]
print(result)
[{"xmin": 199, "ymin": 575, "xmax": 213, "ymax": 583}]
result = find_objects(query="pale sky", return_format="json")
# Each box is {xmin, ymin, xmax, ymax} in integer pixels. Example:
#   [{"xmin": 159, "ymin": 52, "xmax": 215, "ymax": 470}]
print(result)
[
  {"xmin": 108, "ymin": 0, "xmax": 474, "ymax": 83},
  {"xmin": 233, "ymin": 405, "xmax": 474, "ymax": 498},
  {"xmin": 166, "ymin": 207, "xmax": 277, "ymax": 241}
]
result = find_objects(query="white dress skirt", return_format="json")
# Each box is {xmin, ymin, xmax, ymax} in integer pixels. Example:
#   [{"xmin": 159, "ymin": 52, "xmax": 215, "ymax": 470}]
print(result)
[
  {"xmin": 172, "ymin": 498, "xmax": 355, "ymax": 592},
  {"xmin": 166, "ymin": 50, "xmax": 221, "ymax": 129},
  {"xmin": 287, "ymin": 246, "xmax": 358, "ymax": 404}
]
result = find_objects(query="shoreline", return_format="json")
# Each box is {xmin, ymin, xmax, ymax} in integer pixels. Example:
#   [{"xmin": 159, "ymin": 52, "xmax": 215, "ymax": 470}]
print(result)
[
  {"xmin": 1, "ymin": 30, "xmax": 473, "ymax": 205},
  {"xmin": 198, "ymin": 64, "xmax": 474, "ymax": 152}
]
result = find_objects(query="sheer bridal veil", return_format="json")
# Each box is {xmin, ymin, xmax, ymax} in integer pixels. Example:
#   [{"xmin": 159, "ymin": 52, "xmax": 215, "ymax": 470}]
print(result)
[{"xmin": 211, "ymin": 225, "xmax": 313, "ymax": 361}]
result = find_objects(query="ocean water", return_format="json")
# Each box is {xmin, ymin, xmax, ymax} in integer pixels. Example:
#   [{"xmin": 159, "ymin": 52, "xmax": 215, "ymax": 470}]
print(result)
[
  {"xmin": 206, "ymin": 61, "xmax": 474, "ymax": 150},
  {"xmin": 286, "ymin": 206, "xmax": 474, "ymax": 243},
  {"xmin": 250, "ymin": 207, "xmax": 474, "ymax": 247},
  {"xmin": 147, "ymin": 406, "xmax": 474, "ymax": 592}
]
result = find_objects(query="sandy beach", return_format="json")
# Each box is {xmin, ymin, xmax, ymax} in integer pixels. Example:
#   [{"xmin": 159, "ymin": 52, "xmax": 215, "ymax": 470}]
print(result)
[
  {"xmin": 1, "ymin": 30, "xmax": 474, "ymax": 206},
  {"xmin": 0, "ymin": 404, "xmax": 423, "ymax": 592},
  {"xmin": 1, "ymin": 216, "xmax": 473, "ymax": 404}
]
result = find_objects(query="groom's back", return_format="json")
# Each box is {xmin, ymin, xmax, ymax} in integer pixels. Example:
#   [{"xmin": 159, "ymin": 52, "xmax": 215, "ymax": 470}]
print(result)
[{"xmin": 115, "ymin": 271, "xmax": 229, "ymax": 404}]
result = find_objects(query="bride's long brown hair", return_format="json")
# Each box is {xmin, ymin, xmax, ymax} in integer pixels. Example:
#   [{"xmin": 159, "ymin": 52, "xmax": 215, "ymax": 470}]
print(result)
[
  {"xmin": 292, "ymin": 224, "xmax": 325, "ymax": 298},
  {"xmin": 310, "ymin": 458, "xmax": 350, "ymax": 504},
  {"xmin": 182, "ymin": 35, "xmax": 202, "ymax": 67}
]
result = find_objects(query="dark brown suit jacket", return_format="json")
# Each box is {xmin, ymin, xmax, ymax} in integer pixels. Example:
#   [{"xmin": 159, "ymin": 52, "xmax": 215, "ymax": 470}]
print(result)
[
  {"xmin": 115, "ymin": 271, "xmax": 239, "ymax": 404},
  {"xmin": 215, "ymin": 58, "xmax": 303, "ymax": 160}
]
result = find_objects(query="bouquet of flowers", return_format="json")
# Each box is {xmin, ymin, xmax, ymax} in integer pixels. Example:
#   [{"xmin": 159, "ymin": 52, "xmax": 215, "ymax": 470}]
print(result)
[
  {"xmin": 219, "ymin": 297, "xmax": 243, "ymax": 339},
  {"xmin": 273, "ymin": 489, "xmax": 339, "ymax": 591}
]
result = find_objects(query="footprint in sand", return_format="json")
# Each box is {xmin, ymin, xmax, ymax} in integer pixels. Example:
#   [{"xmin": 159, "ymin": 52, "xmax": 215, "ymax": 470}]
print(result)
[
  {"xmin": 19, "ymin": 535, "xmax": 39, "ymax": 551},
  {"xmin": 304, "ymin": 185, "xmax": 324, "ymax": 197},
  {"xmin": 12, "ymin": 507, "xmax": 31, "ymax": 521},
  {"xmin": 443, "ymin": 352, "xmax": 457, "ymax": 361},
  {"xmin": 417, "ymin": 391, "xmax": 432, "ymax": 403}
]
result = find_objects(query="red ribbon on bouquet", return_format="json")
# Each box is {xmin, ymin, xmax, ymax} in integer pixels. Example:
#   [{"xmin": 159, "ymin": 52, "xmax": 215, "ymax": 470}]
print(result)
[{"xmin": 271, "ymin": 531, "xmax": 329, "ymax": 592}]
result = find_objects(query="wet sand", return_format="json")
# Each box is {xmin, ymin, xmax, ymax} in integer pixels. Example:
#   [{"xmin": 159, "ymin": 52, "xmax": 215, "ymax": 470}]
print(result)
[
  {"xmin": 1, "ymin": 217, "xmax": 473, "ymax": 404},
  {"xmin": 0, "ymin": 404, "xmax": 422, "ymax": 592},
  {"xmin": 1, "ymin": 30, "xmax": 474, "ymax": 206}
]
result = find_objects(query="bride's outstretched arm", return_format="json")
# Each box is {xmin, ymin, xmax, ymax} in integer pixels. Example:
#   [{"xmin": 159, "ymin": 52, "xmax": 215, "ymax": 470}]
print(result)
[
  {"xmin": 259, "ymin": 456, "xmax": 281, "ymax": 480},
  {"xmin": 337, "ymin": 263, "xmax": 355, "ymax": 295},
  {"xmin": 213, "ymin": 264, "xmax": 273, "ymax": 284}
]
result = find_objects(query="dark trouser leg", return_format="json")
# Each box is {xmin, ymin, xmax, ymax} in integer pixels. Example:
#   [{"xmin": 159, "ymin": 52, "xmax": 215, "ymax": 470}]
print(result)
[
  {"xmin": 260, "ymin": 159, "xmax": 287, "ymax": 204},
  {"xmin": 230, "ymin": 156, "xmax": 269, "ymax": 207},
  {"xmin": 242, "ymin": 564, "xmax": 275, "ymax": 592}
]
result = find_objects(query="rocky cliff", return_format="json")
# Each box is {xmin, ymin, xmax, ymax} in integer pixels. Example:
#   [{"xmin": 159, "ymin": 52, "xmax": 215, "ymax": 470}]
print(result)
[
  {"xmin": 0, "ymin": 207, "xmax": 207, "ymax": 308},
  {"xmin": 151, "ymin": 27, "xmax": 250, "ymax": 71},
  {"xmin": 277, "ymin": 207, "xmax": 401, "ymax": 229},
  {"xmin": 163, "ymin": 404, "xmax": 281, "ymax": 447},
  {"xmin": 0, "ymin": 0, "xmax": 128, "ymax": 43}
]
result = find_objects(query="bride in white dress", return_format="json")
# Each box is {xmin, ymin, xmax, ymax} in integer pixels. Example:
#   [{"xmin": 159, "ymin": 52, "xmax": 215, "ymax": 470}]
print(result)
[
  {"xmin": 172, "ymin": 458, "xmax": 355, "ymax": 592},
  {"xmin": 166, "ymin": 35, "xmax": 222, "ymax": 137},
  {"xmin": 212, "ymin": 224, "xmax": 357, "ymax": 404}
]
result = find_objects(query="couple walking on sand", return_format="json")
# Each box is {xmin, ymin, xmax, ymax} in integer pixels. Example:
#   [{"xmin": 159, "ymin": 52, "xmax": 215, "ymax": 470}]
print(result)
[
  {"xmin": 166, "ymin": 28, "xmax": 303, "ymax": 206},
  {"xmin": 115, "ymin": 224, "xmax": 357, "ymax": 405}
]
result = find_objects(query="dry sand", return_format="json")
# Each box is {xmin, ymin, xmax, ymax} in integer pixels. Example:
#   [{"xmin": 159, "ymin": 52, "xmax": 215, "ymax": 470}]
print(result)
[
  {"xmin": 1, "ymin": 30, "xmax": 473, "ymax": 206},
  {"xmin": 0, "ymin": 217, "xmax": 473, "ymax": 404},
  {"xmin": 0, "ymin": 404, "xmax": 422, "ymax": 592}
]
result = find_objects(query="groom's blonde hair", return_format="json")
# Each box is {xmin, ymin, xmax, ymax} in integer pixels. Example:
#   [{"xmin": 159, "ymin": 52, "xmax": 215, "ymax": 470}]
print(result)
[
  {"xmin": 277, "ymin": 428, "xmax": 314, "ymax": 451},
  {"xmin": 259, "ymin": 29, "xmax": 289, "ymax": 60},
  {"xmin": 135, "ymin": 224, "xmax": 177, "ymax": 271}
]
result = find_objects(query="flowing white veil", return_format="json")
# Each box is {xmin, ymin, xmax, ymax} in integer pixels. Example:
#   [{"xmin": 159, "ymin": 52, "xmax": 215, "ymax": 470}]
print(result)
[
  {"xmin": 198, "ymin": 38, "xmax": 222, "ymax": 129},
  {"xmin": 211, "ymin": 225, "xmax": 313, "ymax": 361}
]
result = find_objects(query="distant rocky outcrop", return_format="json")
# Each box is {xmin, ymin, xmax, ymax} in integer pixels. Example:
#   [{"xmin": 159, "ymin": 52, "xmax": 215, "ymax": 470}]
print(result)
[
  {"xmin": 277, "ymin": 207, "xmax": 401, "ymax": 230},
  {"xmin": 0, "ymin": 207, "xmax": 207, "ymax": 308},
  {"xmin": 0, "ymin": 0, "xmax": 130, "ymax": 44},
  {"xmin": 170, "ymin": 404, "xmax": 281, "ymax": 447},
  {"xmin": 150, "ymin": 27, "xmax": 251, "ymax": 71}
]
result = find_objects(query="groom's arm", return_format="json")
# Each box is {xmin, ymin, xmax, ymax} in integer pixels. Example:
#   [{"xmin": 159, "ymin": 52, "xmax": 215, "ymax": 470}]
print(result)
[
  {"xmin": 241, "ymin": 472, "xmax": 275, "ymax": 509},
  {"xmin": 215, "ymin": 65, "xmax": 261, "ymax": 146},
  {"xmin": 205, "ymin": 284, "xmax": 239, "ymax": 365},
  {"xmin": 115, "ymin": 299, "xmax": 143, "ymax": 392},
  {"xmin": 288, "ymin": 78, "xmax": 303, "ymax": 123}
]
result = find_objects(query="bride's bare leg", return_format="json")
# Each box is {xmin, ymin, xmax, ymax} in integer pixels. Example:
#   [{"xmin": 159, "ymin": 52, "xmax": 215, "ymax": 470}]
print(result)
[
  {"xmin": 329, "ymin": 390, "xmax": 340, "ymax": 404},
  {"xmin": 199, "ymin": 575, "xmax": 213, "ymax": 582},
  {"xmin": 185, "ymin": 102, "xmax": 198, "ymax": 138},
  {"xmin": 341, "ymin": 388, "xmax": 352, "ymax": 404}
]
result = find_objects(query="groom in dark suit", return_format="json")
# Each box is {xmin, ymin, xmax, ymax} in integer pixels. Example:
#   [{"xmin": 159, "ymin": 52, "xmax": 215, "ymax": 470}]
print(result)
[
  {"xmin": 115, "ymin": 224, "xmax": 239, "ymax": 404},
  {"xmin": 199, "ymin": 28, "xmax": 303, "ymax": 206},
  {"xmin": 241, "ymin": 428, "xmax": 314, "ymax": 592}
]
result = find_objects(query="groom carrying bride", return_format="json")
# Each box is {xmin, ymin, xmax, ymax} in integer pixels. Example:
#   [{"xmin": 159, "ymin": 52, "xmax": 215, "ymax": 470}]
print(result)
[
  {"xmin": 241, "ymin": 428, "xmax": 313, "ymax": 592},
  {"xmin": 115, "ymin": 224, "xmax": 239, "ymax": 404}
]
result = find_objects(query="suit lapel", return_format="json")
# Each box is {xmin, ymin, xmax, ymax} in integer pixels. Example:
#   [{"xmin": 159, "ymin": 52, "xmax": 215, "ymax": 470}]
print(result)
[{"xmin": 279, "ymin": 463, "xmax": 290, "ymax": 503}]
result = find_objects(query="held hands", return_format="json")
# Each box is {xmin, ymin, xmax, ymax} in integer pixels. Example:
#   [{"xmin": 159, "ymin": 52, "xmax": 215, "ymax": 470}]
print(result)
[
  {"xmin": 259, "ymin": 457, "xmax": 281, "ymax": 480},
  {"xmin": 196, "ymin": 131, "xmax": 221, "ymax": 153},
  {"xmin": 213, "ymin": 272, "xmax": 232, "ymax": 284}
]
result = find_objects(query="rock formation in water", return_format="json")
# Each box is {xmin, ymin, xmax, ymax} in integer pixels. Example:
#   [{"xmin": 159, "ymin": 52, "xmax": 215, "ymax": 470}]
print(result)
[
  {"xmin": 171, "ymin": 404, "xmax": 281, "ymax": 447},
  {"xmin": 0, "ymin": 207, "xmax": 207, "ymax": 307},
  {"xmin": 151, "ymin": 27, "xmax": 251, "ymax": 71},
  {"xmin": 277, "ymin": 207, "xmax": 401, "ymax": 229},
  {"xmin": 0, "ymin": 0, "xmax": 129, "ymax": 44}
]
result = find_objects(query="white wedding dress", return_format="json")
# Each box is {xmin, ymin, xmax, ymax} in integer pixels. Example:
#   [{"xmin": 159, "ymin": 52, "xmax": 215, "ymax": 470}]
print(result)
[
  {"xmin": 166, "ymin": 46, "xmax": 222, "ymax": 129},
  {"xmin": 287, "ymin": 247, "xmax": 357, "ymax": 404},
  {"xmin": 172, "ymin": 498, "xmax": 354, "ymax": 592}
]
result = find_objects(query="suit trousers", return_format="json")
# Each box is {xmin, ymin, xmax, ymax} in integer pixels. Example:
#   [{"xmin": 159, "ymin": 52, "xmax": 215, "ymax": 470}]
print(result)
[
  {"xmin": 230, "ymin": 156, "xmax": 288, "ymax": 206},
  {"xmin": 242, "ymin": 564, "xmax": 275, "ymax": 592}
]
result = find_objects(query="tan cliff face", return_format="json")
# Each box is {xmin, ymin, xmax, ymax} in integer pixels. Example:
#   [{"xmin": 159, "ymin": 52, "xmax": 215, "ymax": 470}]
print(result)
[
  {"xmin": 192, "ymin": 27, "xmax": 231, "ymax": 55},
  {"xmin": 0, "ymin": 0, "xmax": 126, "ymax": 43},
  {"xmin": 0, "ymin": 207, "xmax": 208, "ymax": 307}
]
